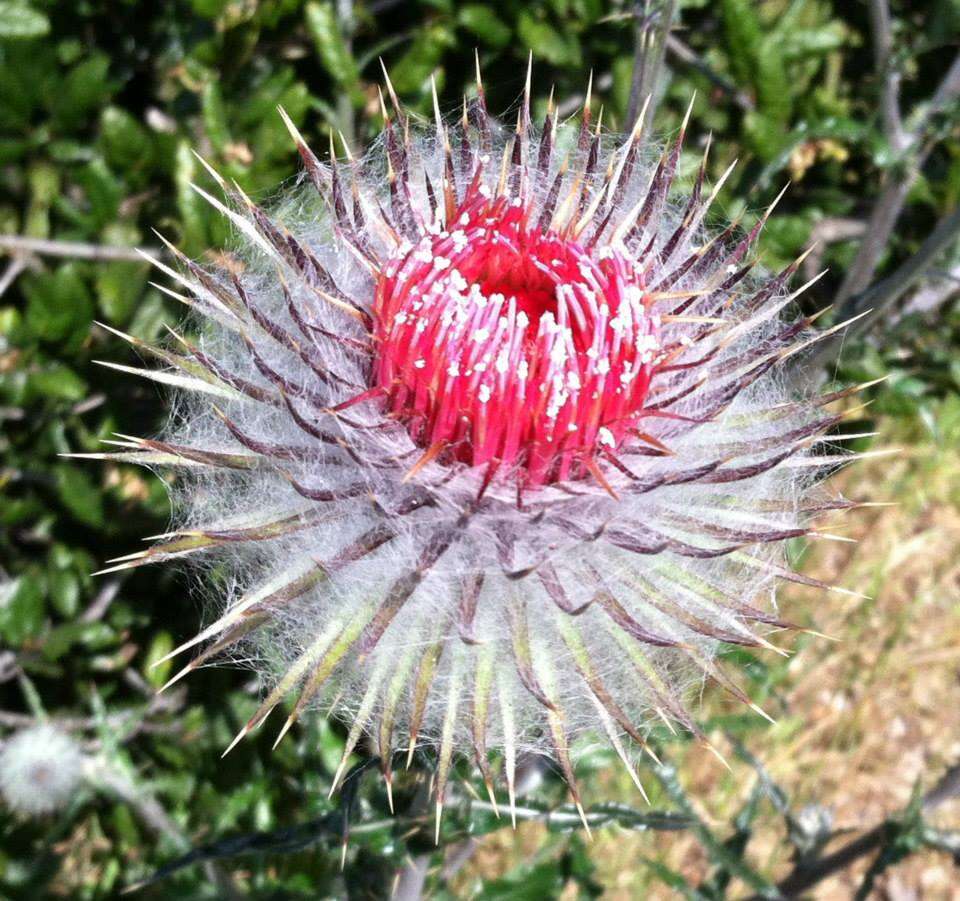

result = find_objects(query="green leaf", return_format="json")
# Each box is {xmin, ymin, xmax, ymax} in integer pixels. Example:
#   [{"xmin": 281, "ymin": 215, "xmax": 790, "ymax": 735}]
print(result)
[
  {"xmin": 50, "ymin": 53, "xmax": 113, "ymax": 130},
  {"xmin": 0, "ymin": 2, "xmax": 50, "ymax": 39},
  {"xmin": 100, "ymin": 106, "xmax": 153, "ymax": 173},
  {"xmin": 54, "ymin": 464, "xmax": 105, "ymax": 528},
  {"xmin": 73, "ymin": 157, "xmax": 125, "ymax": 228},
  {"xmin": 22, "ymin": 264, "xmax": 94, "ymax": 345},
  {"xmin": 96, "ymin": 259, "xmax": 149, "ymax": 324},
  {"xmin": 48, "ymin": 568, "xmax": 80, "ymax": 618},
  {"xmin": 476, "ymin": 860, "xmax": 565, "ymax": 900},
  {"xmin": 144, "ymin": 631, "xmax": 174, "ymax": 689},
  {"xmin": 26, "ymin": 363, "xmax": 87, "ymax": 403},
  {"xmin": 721, "ymin": 0, "xmax": 791, "ymax": 140},
  {"xmin": 0, "ymin": 573, "xmax": 46, "ymax": 646},
  {"xmin": 457, "ymin": 5, "xmax": 511, "ymax": 48},
  {"xmin": 201, "ymin": 80, "xmax": 231, "ymax": 153},
  {"xmin": 517, "ymin": 12, "xmax": 581, "ymax": 67},
  {"xmin": 305, "ymin": 2, "xmax": 360, "ymax": 98},
  {"xmin": 389, "ymin": 24, "xmax": 456, "ymax": 96}
]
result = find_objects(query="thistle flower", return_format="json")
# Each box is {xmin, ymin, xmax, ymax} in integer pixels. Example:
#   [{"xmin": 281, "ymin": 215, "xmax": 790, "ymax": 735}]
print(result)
[
  {"xmin": 0, "ymin": 725, "xmax": 85, "ymax": 816},
  {"xmin": 83, "ymin": 61, "xmax": 869, "ymax": 830}
]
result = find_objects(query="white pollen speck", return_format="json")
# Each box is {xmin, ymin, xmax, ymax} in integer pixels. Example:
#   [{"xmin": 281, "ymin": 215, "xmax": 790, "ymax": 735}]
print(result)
[
  {"xmin": 598, "ymin": 427, "xmax": 616, "ymax": 447},
  {"xmin": 596, "ymin": 358, "xmax": 611, "ymax": 375},
  {"xmin": 433, "ymin": 256, "xmax": 451, "ymax": 271},
  {"xmin": 478, "ymin": 384, "xmax": 492, "ymax": 403},
  {"xmin": 413, "ymin": 358, "xmax": 426, "ymax": 369}
]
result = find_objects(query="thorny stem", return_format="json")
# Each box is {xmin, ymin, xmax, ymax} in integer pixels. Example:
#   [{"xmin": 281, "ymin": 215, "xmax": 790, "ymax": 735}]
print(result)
[
  {"xmin": 392, "ymin": 756, "xmax": 548, "ymax": 900},
  {"xmin": 626, "ymin": 0, "xmax": 679, "ymax": 134},
  {"xmin": 90, "ymin": 760, "xmax": 242, "ymax": 899},
  {"xmin": 755, "ymin": 761, "xmax": 960, "ymax": 899}
]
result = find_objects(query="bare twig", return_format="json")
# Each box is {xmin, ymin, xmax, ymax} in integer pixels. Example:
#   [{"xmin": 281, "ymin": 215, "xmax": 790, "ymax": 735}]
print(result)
[
  {"xmin": 0, "ymin": 651, "xmax": 19, "ymax": 685},
  {"xmin": 626, "ymin": 0, "xmax": 679, "ymax": 132},
  {"xmin": 802, "ymin": 217, "xmax": 868, "ymax": 283},
  {"xmin": 807, "ymin": 204, "xmax": 960, "ymax": 367},
  {"xmin": 70, "ymin": 393, "xmax": 106, "ymax": 417},
  {"xmin": 918, "ymin": 54, "xmax": 960, "ymax": 137},
  {"xmin": 834, "ymin": 46, "xmax": 960, "ymax": 312},
  {"xmin": 80, "ymin": 578, "xmax": 122, "ymax": 623},
  {"xmin": 0, "ymin": 235, "xmax": 159, "ymax": 262},
  {"xmin": 393, "ymin": 853, "xmax": 430, "ymax": 901},
  {"xmin": 868, "ymin": 0, "xmax": 906, "ymax": 153},
  {"xmin": 0, "ymin": 684, "xmax": 186, "ymax": 738},
  {"xmin": 0, "ymin": 256, "xmax": 28, "ymax": 298},
  {"xmin": 665, "ymin": 34, "xmax": 754, "ymax": 112},
  {"xmin": 849, "ymin": 206, "xmax": 960, "ymax": 323},
  {"xmin": 893, "ymin": 262, "xmax": 960, "ymax": 323}
]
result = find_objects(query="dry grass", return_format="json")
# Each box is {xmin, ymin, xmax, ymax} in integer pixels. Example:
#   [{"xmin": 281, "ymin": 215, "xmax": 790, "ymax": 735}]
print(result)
[{"xmin": 455, "ymin": 410, "xmax": 960, "ymax": 898}]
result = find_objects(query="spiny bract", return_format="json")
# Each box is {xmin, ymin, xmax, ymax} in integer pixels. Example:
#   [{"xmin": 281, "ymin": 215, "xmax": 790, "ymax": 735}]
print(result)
[{"xmin": 84, "ymin": 60, "xmax": 870, "ymax": 830}]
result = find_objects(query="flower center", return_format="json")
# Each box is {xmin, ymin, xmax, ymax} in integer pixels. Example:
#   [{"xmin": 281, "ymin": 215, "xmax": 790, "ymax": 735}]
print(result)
[{"xmin": 373, "ymin": 192, "xmax": 662, "ymax": 487}]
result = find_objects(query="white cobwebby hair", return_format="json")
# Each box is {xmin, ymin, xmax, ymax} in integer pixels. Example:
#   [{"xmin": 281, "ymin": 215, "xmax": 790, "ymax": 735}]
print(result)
[
  {"xmin": 0, "ymin": 724, "xmax": 85, "ymax": 816},
  {"xmin": 85, "ymin": 71, "xmax": 866, "ymax": 822}
]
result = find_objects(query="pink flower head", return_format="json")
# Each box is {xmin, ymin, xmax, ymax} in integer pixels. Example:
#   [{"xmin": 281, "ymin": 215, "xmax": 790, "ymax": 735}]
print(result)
[
  {"xmin": 375, "ymin": 189, "xmax": 660, "ymax": 486},
  {"xmin": 85, "ymin": 62, "xmax": 865, "ymax": 830}
]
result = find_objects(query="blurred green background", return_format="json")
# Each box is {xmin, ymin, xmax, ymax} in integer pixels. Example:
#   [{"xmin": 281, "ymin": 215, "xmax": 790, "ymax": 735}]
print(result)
[{"xmin": 1, "ymin": 1, "xmax": 959, "ymax": 897}]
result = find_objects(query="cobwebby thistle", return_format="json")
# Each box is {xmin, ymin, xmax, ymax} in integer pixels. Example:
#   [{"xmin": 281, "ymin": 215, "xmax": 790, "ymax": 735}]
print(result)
[
  {"xmin": 0, "ymin": 725, "xmax": 85, "ymax": 816},
  {"xmin": 82, "ymin": 58, "xmax": 872, "ymax": 832}
]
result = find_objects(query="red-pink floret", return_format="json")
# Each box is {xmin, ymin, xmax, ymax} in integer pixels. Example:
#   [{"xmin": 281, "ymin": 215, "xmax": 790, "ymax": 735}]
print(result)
[{"xmin": 374, "ymin": 183, "xmax": 662, "ymax": 487}]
